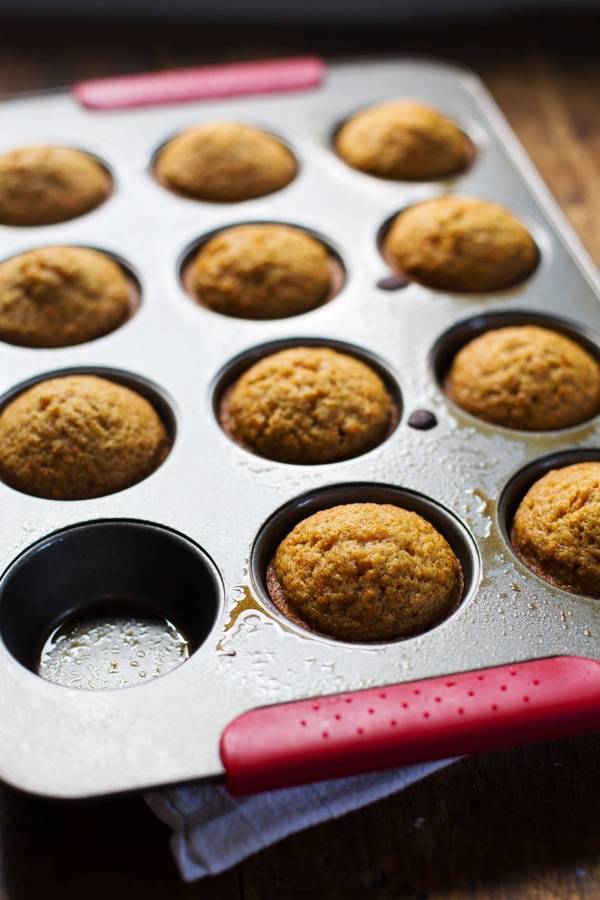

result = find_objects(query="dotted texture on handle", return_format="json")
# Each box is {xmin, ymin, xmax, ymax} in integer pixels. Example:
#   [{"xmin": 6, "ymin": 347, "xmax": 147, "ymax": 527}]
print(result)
[
  {"xmin": 72, "ymin": 57, "xmax": 326, "ymax": 110},
  {"xmin": 221, "ymin": 656, "xmax": 600, "ymax": 795}
]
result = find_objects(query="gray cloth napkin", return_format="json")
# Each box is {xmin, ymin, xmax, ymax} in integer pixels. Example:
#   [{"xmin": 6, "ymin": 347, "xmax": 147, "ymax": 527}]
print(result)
[{"xmin": 146, "ymin": 759, "xmax": 453, "ymax": 881}]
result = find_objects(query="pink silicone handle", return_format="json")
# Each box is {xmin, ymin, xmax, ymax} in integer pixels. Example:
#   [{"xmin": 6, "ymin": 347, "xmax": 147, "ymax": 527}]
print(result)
[
  {"xmin": 72, "ymin": 57, "xmax": 326, "ymax": 110},
  {"xmin": 221, "ymin": 656, "xmax": 600, "ymax": 795}
]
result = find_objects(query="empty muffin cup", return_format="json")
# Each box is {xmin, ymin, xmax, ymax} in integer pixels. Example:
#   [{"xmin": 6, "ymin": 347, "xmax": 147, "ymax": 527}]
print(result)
[{"xmin": 0, "ymin": 520, "xmax": 223, "ymax": 689}]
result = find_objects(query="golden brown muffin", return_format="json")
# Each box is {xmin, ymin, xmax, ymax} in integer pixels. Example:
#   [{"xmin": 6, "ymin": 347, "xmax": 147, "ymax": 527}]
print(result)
[
  {"xmin": 511, "ymin": 462, "xmax": 600, "ymax": 597},
  {"xmin": 0, "ymin": 375, "xmax": 169, "ymax": 500},
  {"xmin": 155, "ymin": 123, "xmax": 297, "ymax": 202},
  {"xmin": 384, "ymin": 196, "xmax": 538, "ymax": 292},
  {"xmin": 0, "ymin": 146, "xmax": 110, "ymax": 226},
  {"xmin": 221, "ymin": 347, "xmax": 394, "ymax": 464},
  {"xmin": 336, "ymin": 100, "xmax": 472, "ymax": 180},
  {"xmin": 446, "ymin": 325, "xmax": 600, "ymax": 431},
  {"xmin": 191, "ymin": 224, "xmax": 332, "ymax": 319},
  {"xmin": 269, "ymin": 502, "xmax": 463, "ymax": 641},
  {"xmin": 0, "ymin": 246, "xmax": 133, "ymax": 348}
]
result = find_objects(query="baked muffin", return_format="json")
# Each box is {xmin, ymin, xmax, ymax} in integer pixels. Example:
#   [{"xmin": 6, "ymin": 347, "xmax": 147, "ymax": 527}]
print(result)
[
  {"xmin": 336, "ymin": 100, "xmax": 472, "ymax": 180},
  {"xmin": 190, "ymin": 224, "xmax": 332, "ymax": 319},
  {"xmin": 384, "ymin": 196, "xmax": 538, "ymax": 292},
  {"xmin": 221, "ymin": 347, "xmax": 394, "ymax": 464},
  {"xmin": 0, "ymin": 246, "xmax": 133, "ymax": 348},
  {"xmin": 155, "ymin": 123, "xmax": 297, "ymax": 202},
  {"xmin": 0, "ymin": 146, "xmax": 110, "ymax": 226},
  {"xmin": 0, "ymin": 375, "xmax": 169, "ymax": 500},
  {"xmin": 446, "ymin": 325, "xmax": 600, "ymax": 430},
  {"xmin": 511, "ymin": 462, "xmax": 600, "ymax": 597},
  {"xmin": 269, "ymin": 502, "xmax": 463, "ymax": 641}
]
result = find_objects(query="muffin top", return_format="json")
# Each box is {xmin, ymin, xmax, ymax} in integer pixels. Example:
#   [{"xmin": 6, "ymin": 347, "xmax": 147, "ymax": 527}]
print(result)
[
  {"xmin": 384, "ymin": 196, "xmax": 538, "ymax": 292},
  {"xmin": 511, "ymin": 462, "xmax": 600, "ymax": 597},
  {"xmin": 155, "ymin": 122, "xmax": 297, "ymax": 202},
  {"xmin": 0, "ymin": 246, "xmax": 132, "ymax": 348},
  {"xmin": 0, "ymin": 375, "xmax": 169, "ymax": 500},
  {"xmin": 221, "ymin": 347, "xmax": 394, "ymax": 464},
  {"xmin": 191, "ymin": 223, "xmax": 332, "ymax": 320},
  {"xmin": 0, "ymin": 146, "xmax": 110, "ymax": 226},
  {"xmin": 270, "ymin": 502, "xmax": 463, "ymax": 641},
  {"xmin": 447, "ymin": 325, "xmax": 600, "ymax": 431},
  {"xmin": 336, "ymin": 100, "xmax": 472, "ymax": 180}
]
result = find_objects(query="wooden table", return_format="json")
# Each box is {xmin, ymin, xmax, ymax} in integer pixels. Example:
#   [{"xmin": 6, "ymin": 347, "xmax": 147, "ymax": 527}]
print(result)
[{"xmin": 0, "ymin": 10, "xmax": 598, "ymax": 898}]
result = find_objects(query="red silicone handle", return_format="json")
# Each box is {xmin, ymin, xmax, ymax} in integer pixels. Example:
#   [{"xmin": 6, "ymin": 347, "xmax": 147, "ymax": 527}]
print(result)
[
  {"xmin": 72, "ymin": 56, "xmax": 326, "ymax": 110},
  {"xmin": 221, "ymin": 656, "xmax": 600, "ymax": 795}
]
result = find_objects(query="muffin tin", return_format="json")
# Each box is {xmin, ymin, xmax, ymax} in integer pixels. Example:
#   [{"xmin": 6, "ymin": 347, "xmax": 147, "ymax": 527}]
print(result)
[{"xmin": 0, "ymin": 58, "xmax": 598, "ymax": 799}]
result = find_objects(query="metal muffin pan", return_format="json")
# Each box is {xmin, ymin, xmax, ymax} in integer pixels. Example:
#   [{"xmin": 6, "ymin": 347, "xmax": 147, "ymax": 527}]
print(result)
[{"xmin": 0, "ymin": 58, "xmax": 598, "ymax": 799}]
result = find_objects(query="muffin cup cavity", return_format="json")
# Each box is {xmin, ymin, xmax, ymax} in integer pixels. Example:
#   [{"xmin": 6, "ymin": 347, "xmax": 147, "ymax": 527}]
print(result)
[
  {"xmin": 251, "ymin": 482, "xmax": 480, "ymax": 645},
  {"xmin": 179, "ymin": 221, "xmax": 346, "ymax": 319},
  {"xmin": 0, "ymin": 520, "xmax": 223, "ymax": 687},
  {"xmin": 431, "ymin": 309, "xmax": 600, "ymax": 433},
  {"xmin": 498, "ymin": 448, "xmax": 600, "ymax": 595},
  {"xmin": 212, "ymin": 337, "xmax": 402, "ymax": 463}
]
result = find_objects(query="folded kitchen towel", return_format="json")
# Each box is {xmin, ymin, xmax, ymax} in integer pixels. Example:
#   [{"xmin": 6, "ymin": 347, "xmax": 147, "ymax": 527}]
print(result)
[{"xmin": 146, "ymin": 759, "xmax": 454, "ymax": 881}]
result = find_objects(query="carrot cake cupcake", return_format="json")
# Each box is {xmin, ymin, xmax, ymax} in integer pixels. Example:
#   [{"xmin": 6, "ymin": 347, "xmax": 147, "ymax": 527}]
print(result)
[
  {"xmin": 336, "ymin": 100, "xmax": 472, "ymax": 180},
  {"xmin": 446, "ymin": 325, "xmax": 600, "ymax": 430},
  {"xmin": 0, "ymin": 375, "xmax": 169, "ymax": 499},
  {"xmin": 221, "ymin": 346, "xmax": 394, "ymax": 464},
  {"xmin": 190, "ymin": 224, "xmax": 332, "ymax": 319},
  {"xmin": 0, "ymin": 246, "xmax": 132, "ymax": 347},
  {"xmin": 512, "ymin": 461, "xmax": 600, "ymax": 597},
  {"xmin": 383, "ymin": 196, "xmax": 538, "ymax": 292},
  {"xmin": 269, "ymin": 502, "xmax": 463, "ymax": 641},
  {"xmin": 0, "ymin": 146, "xmax": 110, "ymax": 226},
  {"xmin": 155, "ymin": 123, "xmax": 296, "ymax": 202}
]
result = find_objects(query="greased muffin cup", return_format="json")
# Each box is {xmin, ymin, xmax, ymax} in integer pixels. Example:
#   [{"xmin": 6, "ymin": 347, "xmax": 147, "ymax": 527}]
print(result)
[{"xmin": 0, "ymin": 58, "xmax": 597, "ymax": 801}]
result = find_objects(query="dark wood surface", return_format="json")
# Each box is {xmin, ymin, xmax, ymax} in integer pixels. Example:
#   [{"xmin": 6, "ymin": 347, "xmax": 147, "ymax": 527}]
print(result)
[{"xmin": 0, "ymin": 10, "xmax": 599, "ymax": 898}]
